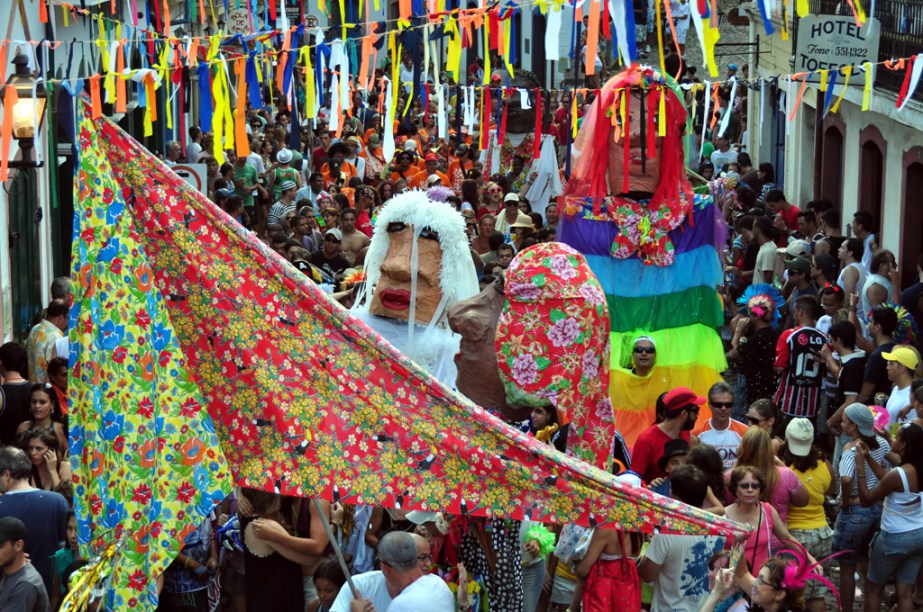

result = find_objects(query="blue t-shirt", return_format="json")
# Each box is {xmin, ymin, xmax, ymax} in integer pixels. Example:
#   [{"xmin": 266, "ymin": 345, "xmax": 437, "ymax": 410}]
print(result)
[{"xmin": 0, "ymin": 489, "xmax": 69, "ymax": 595}]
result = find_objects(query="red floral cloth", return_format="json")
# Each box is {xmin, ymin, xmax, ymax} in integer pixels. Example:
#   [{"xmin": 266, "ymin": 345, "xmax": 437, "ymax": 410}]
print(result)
[
  {"xmin": 495, "ymin": 243, "xmax": 613, "ymax": 470},
  {"xmin": 74, "ymin": 106, "xmax": 751, "ymax": 546}
]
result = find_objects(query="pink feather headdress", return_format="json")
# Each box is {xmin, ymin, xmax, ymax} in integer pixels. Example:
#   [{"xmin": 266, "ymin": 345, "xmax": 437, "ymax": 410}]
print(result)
[{"xmin": 776, "ymin": 540, "xmax": 846, "ymax": 609}]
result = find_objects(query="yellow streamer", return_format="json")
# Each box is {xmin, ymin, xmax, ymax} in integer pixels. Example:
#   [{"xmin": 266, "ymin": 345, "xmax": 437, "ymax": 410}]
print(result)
[
  {"xmin": 861, "ymin": 62, "xmax": 872, "ymax": 110},
  {"xmin": 658, "ymin": 87, "xmax": 666, "ymax": 136},
  {"xmin": 207, "ymin": 35, "xmax": 221, "ymax": 61},
  {"xmin": 143, "ymin": 75, "xmax": 155, "ymax": 137},
  {"xmin": 831, "ymin": 66, "xmax": 852, "ymax": 113},
  {"xmin": 164, "ymin": 74, "xmax": 173, "ymax": 130},
  {"xmin": 301, "ymin": 47, "xmax": 316, "ymax": 119},
  {"xmin": 571, "ymin": 91, "xmax": 578, "ymax": 139},
  {"xmin": 619, "ymin": 89, "xmax": 627, "ymax": 137},
  {"xmin": 819, "ymin": 70, "xmax": 828, "ymax": 92},
  {"xmin": 445, "ymin": 17, "xmax": 462, "ymax": 82},
  {"xmin": 389, "ymin": 33, "xmax": 399, "ymax": 119},
  {"xmin": 483, "ymin": 17, "xmax": 491, "ymax": 86},
  {"xmin": 796, "ymin": 0, "xmax": 809, "ymax": 17},
  {"xmin": 701, "ymin": 21, "xmax": 721, "ymax": 77},
  {"xmin": 212, "ymin": 64, "xmax": 228, "ymax": 163},
  {"xmin": 503, "ymin": 17, "xmax": 513, "ymax": 77}
]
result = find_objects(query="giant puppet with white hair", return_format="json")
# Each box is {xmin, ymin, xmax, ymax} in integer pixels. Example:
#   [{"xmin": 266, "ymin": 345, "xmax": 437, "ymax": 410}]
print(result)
[{"xmin": 352, "ymin": 189, "xmax": 480, "ymax": 386}]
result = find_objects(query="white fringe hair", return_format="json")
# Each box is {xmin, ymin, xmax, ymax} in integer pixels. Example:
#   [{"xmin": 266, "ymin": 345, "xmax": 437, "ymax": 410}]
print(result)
[{"xmin": 360, "ymin": 190, "xmax": 479, "ymax": 315}]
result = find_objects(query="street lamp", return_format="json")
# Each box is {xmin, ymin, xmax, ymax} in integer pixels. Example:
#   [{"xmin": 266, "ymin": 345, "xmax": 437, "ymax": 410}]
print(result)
[{"xmin": 1, "ymin": 52, "xmax": 47, "ymax": 169}]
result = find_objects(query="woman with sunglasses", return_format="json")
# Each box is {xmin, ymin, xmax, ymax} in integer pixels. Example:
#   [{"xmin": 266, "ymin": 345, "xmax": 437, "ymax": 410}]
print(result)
[
  {"xmin": 855, "ymin": 422, "xmax": 923, "ymax": 612},
  {"xmin": 16, "ymin": 383, "xmax": 68, "ymax": 454},
  {"xmin": 729, "ymin": 427, "xmax": 808, "ymax": 531},
  {"xmin": 702, "ymin": 554, "xmax": 820, "ymax": 612},
  {"xmin": 745, "ymin": 398, "xmax": 785, "ymax": 455},
  {"xmin": 724, "ymin": 466, "xmax": 816, "ymax": 575},
  {"xmin": 477, "ymin": 182, "xmax": 504, "ymax": 218}
]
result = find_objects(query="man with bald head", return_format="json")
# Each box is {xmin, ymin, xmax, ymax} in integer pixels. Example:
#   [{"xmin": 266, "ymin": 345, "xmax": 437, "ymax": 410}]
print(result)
[{"xmin": 332, "ymin": 532, "xmax": 452, "ymax": 612}]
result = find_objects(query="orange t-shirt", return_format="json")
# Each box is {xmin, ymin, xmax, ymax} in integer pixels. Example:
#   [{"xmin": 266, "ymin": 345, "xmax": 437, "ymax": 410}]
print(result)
[
  {"xmin": 321, "ymin": 162, "xmax": 359, "ymax": 188},
  {"xmin": 408, "ymin": 170, "xmax": 450, "ymax": 189}
]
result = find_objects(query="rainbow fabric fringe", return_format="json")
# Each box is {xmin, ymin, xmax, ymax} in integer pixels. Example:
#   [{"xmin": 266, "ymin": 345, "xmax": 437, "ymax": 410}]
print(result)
[{"xmin": 559, "ymin": 195, "xmax": 729, "ymax": 447}]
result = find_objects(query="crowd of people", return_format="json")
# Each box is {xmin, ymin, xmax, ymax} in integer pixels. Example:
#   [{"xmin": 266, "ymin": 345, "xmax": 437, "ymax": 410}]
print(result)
[{"xmin": 4, "ymin": 45, "xmax": 923, "ymax": 612}]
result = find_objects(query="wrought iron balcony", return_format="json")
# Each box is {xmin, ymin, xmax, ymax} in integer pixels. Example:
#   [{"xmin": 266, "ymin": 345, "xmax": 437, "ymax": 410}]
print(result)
[{"xmin": 807, "ymin": 0, "xmax": 923, "ymax": 100}]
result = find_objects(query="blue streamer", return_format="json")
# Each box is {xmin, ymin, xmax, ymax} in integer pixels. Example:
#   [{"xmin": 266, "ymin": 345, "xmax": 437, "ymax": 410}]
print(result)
[
  {"xmin": 821, "ymin": 71, "xmax": 837, "ymax": 119},
  {"xmin": 245, "ymin": 56, "xmax": 264, "ymax": 109},
  {"xmin": 625, "ymin": 0, "xmax": 638, "ymax": 62},
  {"xmin": 756, "ymin": 0, "xmax": 775, "ymax": 36},
  {"xmin": 197, "ymin": 63, "xmax": 214, "ymax": 132}
]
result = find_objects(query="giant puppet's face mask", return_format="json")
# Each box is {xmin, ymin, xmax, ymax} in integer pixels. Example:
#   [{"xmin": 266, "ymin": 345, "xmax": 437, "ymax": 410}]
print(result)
[
  {"xmin": 607, "ymin": 93, "xmax": 663, "ymax": 195},
  {"xmin": 447, "ymin": 282, "xmax": 530, "ymax": 422},
  {"xmin": 369, "ymin": 222, "xmax": 444, "ymax": 325}
]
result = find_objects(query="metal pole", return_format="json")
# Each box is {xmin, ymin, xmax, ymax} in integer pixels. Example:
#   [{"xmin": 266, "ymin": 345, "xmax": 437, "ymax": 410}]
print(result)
[{"xmin": 310, "ymin": 498, "xmax": 361, "ymax": 599}]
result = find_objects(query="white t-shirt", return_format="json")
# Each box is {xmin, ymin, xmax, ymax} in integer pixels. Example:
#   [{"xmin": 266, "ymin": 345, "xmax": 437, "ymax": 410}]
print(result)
[
  {"xmin": 646, "ymin": 534, "xmax": 725, "ymax": 612},
  {"xmin": 330, "ymin": 571, "xmax": 392, "ymax": 612},
  {"xmin": 185, "ymin": 141, "xmax": 203, "ymax": 163},
  {"xmin": 755, "ymin": 241, "xmax": 780, "ymax": 282},
  {"xmin": 710, "ymin": 148, "xmax": 738, "ymax": 171},
  {"xmin": 387, "ymin": 574, "xmax": 455, "ymax": 611},
  {"xmin": 886, "ymin": 384, "xmax": 912, "ymax": 425},
  {"xmin": 400, "ymin": 65, "xmax": 415, "ymax": 93},
  {"xmin": 246, "ymin": 153, "xmax": 266, "ymax": 175},
  {"xmin": 694, "ymin": 419, "xmax": 749, "ymax": 470}
]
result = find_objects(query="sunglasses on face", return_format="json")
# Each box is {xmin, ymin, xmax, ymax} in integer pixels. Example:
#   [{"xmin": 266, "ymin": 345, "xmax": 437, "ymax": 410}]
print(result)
[
  {"xmin": 324, "ymin": 236, "xmax": 341, "ymax": 243},
  {"xmin": 738, "ymin": 482, "xmax": 761, "ymax": 490},
  {"xmin": 711, "ymin": 401, "xmax": 733, "ymax": 409},
  {"xmin": 754, "ymin": 575, "xmax": 777, "ymax": 589},
  {"xmin": 633, "ymin": 346, "xmax": 655, "ymax": 354},
  {"xmin": 747, "ymin": 416, "xmax": 764, "ymax": 425}
]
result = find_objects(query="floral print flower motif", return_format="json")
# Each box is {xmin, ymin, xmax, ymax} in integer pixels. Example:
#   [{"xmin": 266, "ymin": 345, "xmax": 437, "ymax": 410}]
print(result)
[
  {"xmin": 510, "ymin": 353, "xmax": 539, "ymax": 385},
  {"xmin": 595, "ymin": 399, "xmax": 614, "ymax": 422},
  {"xmin": 508, "ymin": 281, "xmax": 543, "ymax": 302},
  {"xmin": 550, "ymin": 254, "xmax": 578, "ymax": 280},
  {"xmin": 71, "ymin": 108, "xmax": 230, "ymax": 610},
  {"xmin": 547, "ymin": 317, "xmax": 580, "ymax": 347},
  {"xmin": 73, "ymin": 111, "xmax": 749, "ymax": 611},
  {"xmin": 578, "ymin": 282, "xmax": 605, "ymax": 306},
  {"xmin": 582, "ymin": 351, "xmax": 600, "ymax": 380}
]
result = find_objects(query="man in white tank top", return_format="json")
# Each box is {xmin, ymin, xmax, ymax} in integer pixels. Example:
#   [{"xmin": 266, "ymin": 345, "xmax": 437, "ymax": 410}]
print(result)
[{"xmin": 837, "ymin": 238, "xmax": 866, "ymax": 297}]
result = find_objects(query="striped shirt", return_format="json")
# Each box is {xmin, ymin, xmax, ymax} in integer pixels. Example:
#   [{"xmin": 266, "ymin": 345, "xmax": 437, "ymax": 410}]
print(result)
[
  {"xmin": 839, "ymin": 436, "xmax": 891, "ymax": 499},
  {"xmin": 774, "ymin": 326, "xmax": 828, "ymax": 417}
]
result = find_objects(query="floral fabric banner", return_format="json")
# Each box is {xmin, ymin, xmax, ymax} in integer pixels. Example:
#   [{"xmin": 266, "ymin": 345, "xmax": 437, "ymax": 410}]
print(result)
[
  {"xmin": 70, "ymin": 106, "xmax": 232, "ymax": 609},
  {"xmin": 75, "ymin": 101, "xmax": 749, "ymax": 548}
]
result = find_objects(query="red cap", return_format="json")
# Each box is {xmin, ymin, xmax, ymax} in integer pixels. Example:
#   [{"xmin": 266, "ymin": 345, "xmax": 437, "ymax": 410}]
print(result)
[
  {"xmin": 662, "ymin": 387, "xmax": 706, "ymax": 415},
  {"xmin": 425, "ymin": 153, "xmax": 438, "ymax": 162},
  {"xmin": 491, "ymin": 74, "xmax": 501, "ymax": 82}
]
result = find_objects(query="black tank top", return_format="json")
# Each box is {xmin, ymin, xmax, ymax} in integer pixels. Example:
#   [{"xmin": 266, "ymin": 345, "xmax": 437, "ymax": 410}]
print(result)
[
  {"xmin": 241, "ymin": 515, "xmax": 305, "ymax": 611},
  {"xmin": 0, "ymin": 382, "xmax": 31, "ymax": 445}
]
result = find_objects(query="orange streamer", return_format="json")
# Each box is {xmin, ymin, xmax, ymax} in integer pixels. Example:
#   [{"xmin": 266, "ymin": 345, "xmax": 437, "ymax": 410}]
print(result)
[
  {"xmin": 90, "ymin": 75, "xmax": 104, "ymax": 119},
  {"xmin": 234, "ymin": 58, "xmax": 250, "ymax": 158},
  {"xmin": 116, "ymin": 42, "xmax": 127, "ymax": 113},
  {"xmin": 788, "ymin": 74, "xmax": 808, "ymax": 121},
  {"xmin": 585, "ymin": 0, "xmax": 601, "ymax": 76},
  {"xmin": 0, "ymin": 87, "xmax": 18, "ymax": 182}
]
